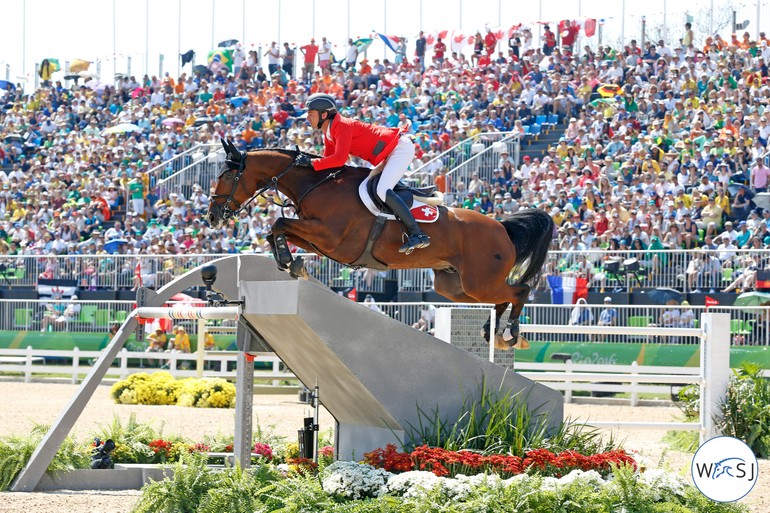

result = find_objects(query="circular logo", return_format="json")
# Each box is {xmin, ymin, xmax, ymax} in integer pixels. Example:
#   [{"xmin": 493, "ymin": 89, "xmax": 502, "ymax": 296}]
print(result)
[{"xmin": 691, "ymin": 436, "xmax": 758, "ymax": 502}]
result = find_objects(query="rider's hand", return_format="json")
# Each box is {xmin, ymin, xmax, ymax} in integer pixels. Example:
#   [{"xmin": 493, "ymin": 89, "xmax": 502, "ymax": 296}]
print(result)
[{"xmin": 294, "ymin": 154, "xmax": 313, "ymax": 167}]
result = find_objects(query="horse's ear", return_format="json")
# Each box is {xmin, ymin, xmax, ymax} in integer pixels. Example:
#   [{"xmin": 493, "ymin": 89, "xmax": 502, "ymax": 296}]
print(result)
[{"xmin": 220, "ymin": 137, "xmax": 228, "ymax": 153}]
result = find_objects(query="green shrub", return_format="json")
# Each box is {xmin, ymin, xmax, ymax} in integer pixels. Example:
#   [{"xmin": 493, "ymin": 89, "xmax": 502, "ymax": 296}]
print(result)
[
  {"xmin": 720, "ymin": 363, "xmax": 770, "ymax": 457},
  {"xmin": 404, "ymin": 376, "xmax": 617, "ymax": 456},
  {"xmin": 0, "ymin": 424, "xmax": 90, "ymax": 491}
]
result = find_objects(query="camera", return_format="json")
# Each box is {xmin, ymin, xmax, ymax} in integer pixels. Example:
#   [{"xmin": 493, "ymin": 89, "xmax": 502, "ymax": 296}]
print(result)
[{"xmin": 90, "ymin": 438, "xmax": 116, "ymax": 469}]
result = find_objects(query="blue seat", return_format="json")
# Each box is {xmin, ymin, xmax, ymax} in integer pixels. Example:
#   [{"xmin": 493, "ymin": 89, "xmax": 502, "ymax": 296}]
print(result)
[
  {"xmin": 535, "ymin": 115, "xmax": 547, "ymax": 126},
  {"xmin": 530, "ymin": 124, "xmax": 541, "ymax": 136},
  {"xmin": 547, "ymin": 114, "xmax": 559, "ymax": 125},
  {"xmin": 523, "ymin": 125, "xmax": 531, "ymax": 134}
]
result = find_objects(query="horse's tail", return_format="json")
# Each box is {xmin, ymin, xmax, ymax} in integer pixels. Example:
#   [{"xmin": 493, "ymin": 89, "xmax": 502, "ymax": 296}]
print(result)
[{"xmin": 499, "ymin": 209, "xmax": 554, "ymax": 286}]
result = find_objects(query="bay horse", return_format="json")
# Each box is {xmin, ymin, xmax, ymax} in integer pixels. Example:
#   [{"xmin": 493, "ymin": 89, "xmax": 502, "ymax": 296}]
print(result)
[{"xmin": 207, "ymin": 140, "xmax": 554, "ymax": 350}]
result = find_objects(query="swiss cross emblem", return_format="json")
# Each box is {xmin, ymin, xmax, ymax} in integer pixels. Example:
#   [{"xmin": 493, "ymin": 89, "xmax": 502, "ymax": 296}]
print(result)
[{"xmin": 410, "ymin": 204, "xmax": 439, "ymax": 223}]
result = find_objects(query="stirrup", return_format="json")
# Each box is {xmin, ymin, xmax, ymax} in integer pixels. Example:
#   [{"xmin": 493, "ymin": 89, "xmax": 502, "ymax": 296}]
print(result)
[{"xmin": 399, "ymin": 234, "xmax": 430, "ymax": 254}]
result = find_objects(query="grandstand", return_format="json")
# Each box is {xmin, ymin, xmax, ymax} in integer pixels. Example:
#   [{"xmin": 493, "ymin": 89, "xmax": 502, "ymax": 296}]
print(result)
[{"xmin": 2, "ymin": 20, "xmax": 770, "ymax": 350}]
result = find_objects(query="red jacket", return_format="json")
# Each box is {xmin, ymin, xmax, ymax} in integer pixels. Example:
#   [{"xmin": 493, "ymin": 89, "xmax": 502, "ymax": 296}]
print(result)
[{"xmin": 312, "ymin": 115, "xmax": 404, "ymax": 171}]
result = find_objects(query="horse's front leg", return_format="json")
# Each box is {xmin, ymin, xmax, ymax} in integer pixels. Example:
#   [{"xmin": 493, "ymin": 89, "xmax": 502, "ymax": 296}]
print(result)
[
  {"xmin": 269, "ymin": 218, "xmax": 330, "ymax": 279},
  {"xmin": 266, "ymin": 222, "xmax": 292, "ymax": 272}
]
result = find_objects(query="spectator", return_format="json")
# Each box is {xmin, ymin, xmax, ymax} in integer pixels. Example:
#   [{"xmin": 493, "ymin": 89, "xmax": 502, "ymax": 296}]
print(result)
[
  {"xmin": 265, "ymin": 42, "xmax": 281, "ymax": 75},
  {"xmin": 300, "ymin": 38, "xmax": 319, "ymax": 81},
  {"xmin": 40, "ymin": 295, "xmax": 81, "ymax": 332},
  {"xmin": 594, "ymin": 296, "xmax": 618, "ymax": 342}
]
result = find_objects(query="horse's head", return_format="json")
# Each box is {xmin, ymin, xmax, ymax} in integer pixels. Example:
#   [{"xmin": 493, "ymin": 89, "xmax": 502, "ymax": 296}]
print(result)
[
  {"xmin": 208, "ymin": 138, "xmax": 248, "ymax": 229},
  {"xmin": 207, "ymin": 140, "xmax": 301, "ymax": 228}
]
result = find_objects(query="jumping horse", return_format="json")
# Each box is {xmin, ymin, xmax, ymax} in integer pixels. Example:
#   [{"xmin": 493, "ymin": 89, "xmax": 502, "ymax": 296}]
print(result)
[{"xmin": 207, "ymin": 139, "xmax": 554, "ymax": 349}]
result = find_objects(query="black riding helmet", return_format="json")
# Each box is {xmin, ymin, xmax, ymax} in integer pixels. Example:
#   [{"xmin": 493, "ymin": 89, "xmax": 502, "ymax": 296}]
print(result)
[{"xmin": 306, "ymin": 93, "xmax": 337, "ymax": 128}]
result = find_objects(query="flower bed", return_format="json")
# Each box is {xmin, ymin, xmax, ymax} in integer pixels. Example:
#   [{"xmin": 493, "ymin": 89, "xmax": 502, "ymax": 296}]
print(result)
[
  {"xmin": 128, "ymin": 453, "xmax": 747, "ymax": 513},
  {"xmin": 364, "ymin": 443, "xmax": 635, "ymax": 479},
  {"xmin": 110, "ymin": 372, "xmax": 235, "ymax": 408}
]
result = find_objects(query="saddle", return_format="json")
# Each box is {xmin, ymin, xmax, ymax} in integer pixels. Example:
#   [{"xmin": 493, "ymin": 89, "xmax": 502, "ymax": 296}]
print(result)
[{"xmin": 365, "ymin": 173, "xmax": 437, "ymax": 213}]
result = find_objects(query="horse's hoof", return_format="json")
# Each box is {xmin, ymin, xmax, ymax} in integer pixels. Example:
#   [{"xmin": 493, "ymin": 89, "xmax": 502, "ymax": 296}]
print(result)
[
  {"xmin": 289, "ymin": 258, "xmax": 308, "ymax": 280},
  {"xmin": 494, "ymin": 334, "xmax": 510, "ymax": 351},
  {"xmin": 510, "ymin": 336, "xmax": 530, "ymax": 350}
]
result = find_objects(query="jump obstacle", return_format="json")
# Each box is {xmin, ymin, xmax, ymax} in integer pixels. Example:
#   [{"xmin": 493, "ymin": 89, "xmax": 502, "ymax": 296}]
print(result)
[{"xmin": 11, "ymin": 255, "xmax": 563, "ymax": 492}]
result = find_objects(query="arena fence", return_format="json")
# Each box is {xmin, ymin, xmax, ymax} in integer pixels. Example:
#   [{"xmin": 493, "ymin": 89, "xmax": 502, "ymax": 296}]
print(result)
[
  {"xmin": 2, "ymin": 299, "xmax": 767, "ymax": 347},
  {"xmin": 0, "ymin": 346, "xmax": 703, "ymax": 406},
  {"xmin": 2, "ymin": 249, "xmax": 767, "ymax": 295}
]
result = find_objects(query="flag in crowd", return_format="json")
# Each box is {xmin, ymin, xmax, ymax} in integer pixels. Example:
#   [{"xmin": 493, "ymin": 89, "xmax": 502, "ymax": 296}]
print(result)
[
  {"xmin": 376, "ymin": 33, "xmax": 401, "ymax": 53},
  {"xmin": 217, "ymin": 39, "xmax": 239, "ymax": 48},
  {"xmin": 180, "ymin": 50, "xmax": 195, "ymax": 67},
  {"xmin": 352, "ymin": 37, "xmax": 373, "ymax": 54},
  {"xmin": 69, "ymin": 59, "xmax": 91, "ymax": 73},
  {"xmin": 547, "ymin": 275, "xmax": 589, "ymax": 305},
  {"xmin": 207, "ymin": 49, "xmax": 233, "ymax": 72}
]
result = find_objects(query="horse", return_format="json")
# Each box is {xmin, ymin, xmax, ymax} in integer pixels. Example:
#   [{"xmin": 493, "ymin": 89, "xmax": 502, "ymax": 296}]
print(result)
[{"xmin": 208, "ymin": 139, "xmax": 554, "ymax": 350}]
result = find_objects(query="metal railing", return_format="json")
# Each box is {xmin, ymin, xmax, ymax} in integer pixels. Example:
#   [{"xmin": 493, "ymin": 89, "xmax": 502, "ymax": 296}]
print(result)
[
  {"xmin": 441, "ymin": 133, "xmax": 522, "ymax": 205},
  {"xmin": 544, "ymin": 248, "xmax": 770, "ymax": 295},
  {"xmin": 156, "ymin": 144, "xmax": 223, "ymax": 200},
  {"xmin": 0, "ymin": 253, "xmax": 392, "ymax": 293},
  {"xmin": 0, "ymin": 248, "xmax": 767, "ymax": 294},
  {"xmin": 408, "ymin": 131, "xmax": 521, "ymax": 189}
]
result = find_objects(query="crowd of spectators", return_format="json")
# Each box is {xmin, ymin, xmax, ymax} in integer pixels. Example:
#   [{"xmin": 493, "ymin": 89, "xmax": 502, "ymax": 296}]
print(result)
[{"xmin": 1, "ymin": 25, "xmax": 770, "ymax": 294}]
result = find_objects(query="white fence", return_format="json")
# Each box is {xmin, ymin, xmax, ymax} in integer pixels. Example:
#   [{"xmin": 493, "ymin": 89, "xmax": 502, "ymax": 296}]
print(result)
[{"xmin": 0, "ymin": 347, "xmax": 293, "ymax": 385}]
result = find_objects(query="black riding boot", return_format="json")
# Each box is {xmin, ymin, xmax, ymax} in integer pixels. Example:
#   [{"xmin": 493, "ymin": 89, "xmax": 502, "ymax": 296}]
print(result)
[{"xmin": 384, "ymin": 190, "xmax": 430, "ymax": 254}]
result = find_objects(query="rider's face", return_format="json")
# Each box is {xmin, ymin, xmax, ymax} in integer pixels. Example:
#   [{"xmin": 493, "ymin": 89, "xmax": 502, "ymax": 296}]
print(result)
[{"xmin": 307, "ymin": 110, "xmax": 322, "ymax": 128}]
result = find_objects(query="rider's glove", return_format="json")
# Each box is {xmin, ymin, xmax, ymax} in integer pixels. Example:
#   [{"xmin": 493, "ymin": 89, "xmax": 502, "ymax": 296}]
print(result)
[{"xmin": 294, "ymin": 154, "xmax": 313, "ymax": 167}]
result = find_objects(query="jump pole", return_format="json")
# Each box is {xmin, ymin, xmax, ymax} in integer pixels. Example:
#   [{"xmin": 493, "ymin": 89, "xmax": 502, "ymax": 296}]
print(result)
[{"xmin": 135, "ymin": 306, "xmax": 240, "ymax": 320}]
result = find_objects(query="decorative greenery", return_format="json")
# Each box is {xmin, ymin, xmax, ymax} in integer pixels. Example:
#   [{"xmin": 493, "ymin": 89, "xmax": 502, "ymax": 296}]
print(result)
[
  {"xmin": 673, "ymin": 383, "xmax": 701, "ymax": 421},
  {"xmin": 662, "ymin": 430, "xmax": 701, "ymax": 453},
  {"xmin": 0, "ymin": 424, "xmax": 90, "ymax": 491},
  {"xmin": 719, "ymin": 363, "xmax": 770, "ymax": 457},
  {"xmin": 404, "ymin": 377, "xmax": 617, "ymax": 457},
  {"xmin": 111, "ymin": 372, "xmax": 236, "ymax": 408},
  {"xmin": 128, "ymin": 458, "xmax": 747, "ymax": 513}
]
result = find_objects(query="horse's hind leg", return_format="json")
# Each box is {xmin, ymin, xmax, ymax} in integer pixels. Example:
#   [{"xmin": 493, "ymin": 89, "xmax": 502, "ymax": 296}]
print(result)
[{"xmin": 502, "ymin": 284, "xmax": 531, "ymax": 349}]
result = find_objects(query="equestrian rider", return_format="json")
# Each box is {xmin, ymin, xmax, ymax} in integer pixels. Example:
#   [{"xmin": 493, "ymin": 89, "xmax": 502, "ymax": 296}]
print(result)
[{"xmin": 294, "ymin": 93, "xmax": 430, "ymax": 253}]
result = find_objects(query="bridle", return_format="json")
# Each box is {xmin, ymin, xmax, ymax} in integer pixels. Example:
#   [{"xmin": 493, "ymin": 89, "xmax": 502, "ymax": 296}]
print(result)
[
  {"xmin": 211, "ymin": 147, "xmax": 296, "ymax": 221},
  {"xmin": 211, "ymin": 143, "xmax": 341, "ymax": 223}
]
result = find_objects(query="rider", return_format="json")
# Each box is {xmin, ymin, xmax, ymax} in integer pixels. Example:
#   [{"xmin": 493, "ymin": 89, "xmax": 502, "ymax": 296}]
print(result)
[{"xmin": 294, "ymin": 92, "xmax": 430, "ymax": 253}]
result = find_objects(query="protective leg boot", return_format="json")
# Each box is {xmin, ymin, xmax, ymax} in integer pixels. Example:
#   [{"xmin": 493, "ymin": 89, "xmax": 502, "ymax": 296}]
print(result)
[{"xmin": 384, "ymin": 190, "xmax": 430, "ymax": 254}]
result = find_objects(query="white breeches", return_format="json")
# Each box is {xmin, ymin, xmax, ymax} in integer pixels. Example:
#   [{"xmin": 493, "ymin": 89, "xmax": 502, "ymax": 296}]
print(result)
[{"xmin": 376, "ymin": 136, "xmax": 415, "ymax": 202}]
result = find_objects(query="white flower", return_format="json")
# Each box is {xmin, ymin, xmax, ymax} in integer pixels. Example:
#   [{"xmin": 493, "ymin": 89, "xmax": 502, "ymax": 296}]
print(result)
[
  {"xmin": 321, "ymin": 461, "xmax": 391, "ymax": 500},
  {"xmin": 387, "ymin": 470, "xmax": 442, "ymax": 498},
  {"xmin": 558, "ymin": 469, "xmax": 605, "ymax": 489},
  {"xmin": 639, "ymin": 468, "xmax": 686, "ymax": 500},
  {"xmin": 540, "ymin": 476, "xmax": 559, "ymax": 491}
]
